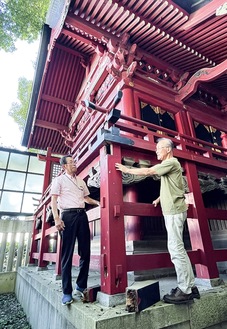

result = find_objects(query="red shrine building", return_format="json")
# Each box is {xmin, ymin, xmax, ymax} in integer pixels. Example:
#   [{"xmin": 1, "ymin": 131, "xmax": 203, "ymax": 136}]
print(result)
[{"xmin": 22, "ymin": 0, "xmax": 227, "ymax": 296}]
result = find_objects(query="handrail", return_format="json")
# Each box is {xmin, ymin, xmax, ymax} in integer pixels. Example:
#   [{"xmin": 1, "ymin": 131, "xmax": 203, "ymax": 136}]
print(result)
[{"xmin": 72, "ymin": 100, "xmax": 227, "ymax": 168}]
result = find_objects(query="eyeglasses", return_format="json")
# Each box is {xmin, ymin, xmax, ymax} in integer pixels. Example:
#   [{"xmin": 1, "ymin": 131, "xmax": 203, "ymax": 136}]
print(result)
[
  {"xmin": 156, "ymin": 146, "xmax": 168, "ymax": 152},
  {"xmin": 66, "ymin": 161, "xmax": 76, "ymax": 165}
]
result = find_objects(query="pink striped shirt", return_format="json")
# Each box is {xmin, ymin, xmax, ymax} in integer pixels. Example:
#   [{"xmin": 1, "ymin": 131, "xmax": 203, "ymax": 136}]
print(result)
[{"xmin": 50, "ymin": 173, "xmax": 90, "ymax": 210}]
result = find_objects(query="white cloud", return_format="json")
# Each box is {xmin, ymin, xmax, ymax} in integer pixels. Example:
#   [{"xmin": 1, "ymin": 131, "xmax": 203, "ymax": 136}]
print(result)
[{"xmin": 0, "ymin": 39, "xmax": 40, "ymax": 149}]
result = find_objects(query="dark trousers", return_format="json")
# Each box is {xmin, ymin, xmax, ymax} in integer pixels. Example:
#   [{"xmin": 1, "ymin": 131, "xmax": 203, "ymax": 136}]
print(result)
[{"xmin": 61, "ymin": 210, "xmax": 90, "ymax": 294}]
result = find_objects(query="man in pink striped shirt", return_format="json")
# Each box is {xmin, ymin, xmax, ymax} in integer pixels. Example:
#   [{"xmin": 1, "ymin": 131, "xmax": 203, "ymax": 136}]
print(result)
[{"xmin": 51, "ymin": 155, "xmax": 100, "ymax": 305}]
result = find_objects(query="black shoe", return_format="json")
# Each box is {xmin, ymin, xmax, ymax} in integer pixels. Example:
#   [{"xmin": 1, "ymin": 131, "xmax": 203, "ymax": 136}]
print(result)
[
  {"xmin": 163, "ymin": 287, "xmax": 194, "ymax": 304},
  {"xmin": 170, "ymin": 286, "xmax": 200, "ymax": 299},
  {"xmin": 191, "ymin": 286, "xmax": 200, "ymax": 299}
]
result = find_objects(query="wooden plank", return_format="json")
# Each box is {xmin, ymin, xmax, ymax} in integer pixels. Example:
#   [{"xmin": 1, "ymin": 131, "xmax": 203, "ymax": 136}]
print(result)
[
  {"xmin": 0, "ymin": 233, "xmax": 7, "ymax": 272},
  {"xmin": 6, "ymin": 233, "xmax": 16, "ymax": 272}
]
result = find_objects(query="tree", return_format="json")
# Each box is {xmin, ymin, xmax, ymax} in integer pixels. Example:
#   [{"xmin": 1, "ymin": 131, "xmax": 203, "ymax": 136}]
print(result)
[
  {"xmin": 8, "ymin": 77, "xmax": 33, "ymax": 131},
  {"xmin": 0, "ymin": 0, "xmax": 50, "ymax": 52}
]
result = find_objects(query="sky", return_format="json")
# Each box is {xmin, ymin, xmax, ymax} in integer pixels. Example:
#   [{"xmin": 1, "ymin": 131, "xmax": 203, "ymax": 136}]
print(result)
[{"xmin": 0, "ymin": 39, "xmax": 40, "ymax": 150}]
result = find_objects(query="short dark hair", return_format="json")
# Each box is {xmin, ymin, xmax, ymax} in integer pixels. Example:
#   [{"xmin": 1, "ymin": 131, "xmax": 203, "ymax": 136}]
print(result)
[{"xmin": 59, "ymin": 154, "xmax": 73, "ymax": 166}]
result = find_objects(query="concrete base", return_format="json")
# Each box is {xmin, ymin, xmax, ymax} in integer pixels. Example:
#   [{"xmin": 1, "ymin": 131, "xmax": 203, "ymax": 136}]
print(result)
[
  {"xmin": 96, "ymin": 291, "xmax": 125, "ymax": 307},
  {"xmin": 15, "ymin": 266, "xmax": 227, "ymax": 329},
  {"xmin": 195, "ymin": 277, "xmax": 224, "ymax": 288}
]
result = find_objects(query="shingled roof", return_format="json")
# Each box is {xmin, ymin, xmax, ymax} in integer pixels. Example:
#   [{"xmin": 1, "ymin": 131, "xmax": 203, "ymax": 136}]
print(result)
[{"xmin": 22, "ymin": 0, "xmax": 227, "ymax": 154}]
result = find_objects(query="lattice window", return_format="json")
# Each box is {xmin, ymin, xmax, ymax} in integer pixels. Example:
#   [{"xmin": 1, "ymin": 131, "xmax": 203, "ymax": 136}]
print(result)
[{"xmin": 51, "ymin": 163, "xmax": 61, "ymax": 181}]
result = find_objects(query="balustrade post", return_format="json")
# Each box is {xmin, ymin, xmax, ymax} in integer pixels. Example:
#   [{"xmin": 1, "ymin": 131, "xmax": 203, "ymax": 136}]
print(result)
[
  {"xmin": 184, "ymin": 161, "xmax": 219, "ymax": 279},
  {"xmin": 37, "ymin": 205, "xmax": 49, "ymax": 268},
  {"xmin": 100, "ymin": 144, "xmax": 127, "ymax": 294}
]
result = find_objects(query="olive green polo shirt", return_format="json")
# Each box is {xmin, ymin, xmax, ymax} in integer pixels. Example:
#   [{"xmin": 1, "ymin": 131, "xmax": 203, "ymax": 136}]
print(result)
[{"xmin": 152, "ymin": 157, "xmax": 188, "ymax": 215}]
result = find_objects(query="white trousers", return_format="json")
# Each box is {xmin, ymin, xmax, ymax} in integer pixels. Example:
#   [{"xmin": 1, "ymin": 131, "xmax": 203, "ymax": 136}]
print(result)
[{"xmin": 164, "ymin": 211, "xmax": 195, "ymax": 294}]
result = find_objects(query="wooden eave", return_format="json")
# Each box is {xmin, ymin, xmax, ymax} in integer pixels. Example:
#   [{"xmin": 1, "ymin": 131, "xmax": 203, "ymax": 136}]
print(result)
[{"xmin": 22, "ymin": 0, "xmax": 227, "ymax": 154}]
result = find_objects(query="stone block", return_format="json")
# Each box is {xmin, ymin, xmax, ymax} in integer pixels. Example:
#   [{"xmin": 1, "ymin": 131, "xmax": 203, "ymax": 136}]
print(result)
[{"xmin": 126, "ymin": 280, "xmax": 160, "ymax": 312}]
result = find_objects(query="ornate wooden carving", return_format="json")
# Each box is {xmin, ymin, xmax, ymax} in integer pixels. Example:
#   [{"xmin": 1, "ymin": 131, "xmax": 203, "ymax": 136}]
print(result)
[
  {"xmin": 105, "ymin": 35, "xmax": 137, "ymax": 79},
  {"xmin": 59, "ymin": 129, "xmax": 74, "ymax": 148},
  {"xmin": 137, "ymin": 60, "xmax": 181, "ymax": 87},
  {"xmin": 87, "ymin": 162, "xmax": 227, "ymax": 195},
  {"xmin": 176, "ymin": 59, "xmax": 227, "ymax": 104}
]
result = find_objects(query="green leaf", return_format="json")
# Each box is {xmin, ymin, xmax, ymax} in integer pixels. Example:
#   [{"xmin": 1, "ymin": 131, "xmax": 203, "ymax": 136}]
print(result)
[{"xmin": 0, "ymin": 0, "xmax": 50, "ymax": 52}]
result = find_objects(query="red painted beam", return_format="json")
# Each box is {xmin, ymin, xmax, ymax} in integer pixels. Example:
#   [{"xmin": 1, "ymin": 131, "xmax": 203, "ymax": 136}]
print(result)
[
  {"xmin": 65, "ymin": 13, "xmax": 119, "ymax": 45},
  {"xmin": 41, "ymin": 94, "xmax": 74, "ymax": 107},
  {"xmin": 213, "ymin": 249, "xmax": 227, "ymax": 262},
  {"xmin": 176, "ymin": 59, "xmax": 227, "ymax": 103},
  {"xmin": 205, "ymin": 208, "xmax": 227, "ymax": 220},
  {"xmin": 35, "ymin": 119, "xmax": 68, "ymax": 133},
  {"xmin": 126, "ymin": 250, "xmax": 201, "ymax": 271},
  {"xmin": 123, "ymin": 202, "xmax": 162, "ymax": 217},
  {"xmin": 72, "ymin": 254, "xmax": 101, "ymax": 271},
  {"xmin": 43, "ymin": 253, "xmax": 57, "ymax": 262}
]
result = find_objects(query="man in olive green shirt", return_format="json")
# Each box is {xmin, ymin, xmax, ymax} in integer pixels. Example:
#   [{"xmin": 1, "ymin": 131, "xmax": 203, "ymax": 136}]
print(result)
[{"xmin": 115, "ymin": 137, "xmax": 200, "ymax": 304}]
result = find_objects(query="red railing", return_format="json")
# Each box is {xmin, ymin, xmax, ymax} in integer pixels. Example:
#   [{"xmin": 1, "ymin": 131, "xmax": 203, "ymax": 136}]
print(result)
[{"xmin": 29, "ymin": 111, "xmax": 227, "ymax": 295}]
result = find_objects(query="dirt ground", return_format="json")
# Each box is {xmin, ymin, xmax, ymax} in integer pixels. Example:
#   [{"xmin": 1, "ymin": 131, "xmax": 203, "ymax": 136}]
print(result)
[{"xmin": 0, "ymin": 293, "xmax": 31, "ymax": 329}]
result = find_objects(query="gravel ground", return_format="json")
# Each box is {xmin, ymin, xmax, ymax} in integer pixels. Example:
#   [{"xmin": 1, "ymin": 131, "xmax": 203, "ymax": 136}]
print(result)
[{"xmin": 0, "ymin": 293, "xmax": 31, "ymax": 329}]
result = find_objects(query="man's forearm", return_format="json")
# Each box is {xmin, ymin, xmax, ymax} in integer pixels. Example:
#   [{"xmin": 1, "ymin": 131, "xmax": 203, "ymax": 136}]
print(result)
[
  {"xmin": 51, "ymin": 197, "xmax": 59, "ymax": 219},
  {"xmin": 84, "ymin": 196, "xmax": 100, "ymax": 206},
  {"xmin": 115, "ymin": 163, "xmax": 157, "ymax": 176}
]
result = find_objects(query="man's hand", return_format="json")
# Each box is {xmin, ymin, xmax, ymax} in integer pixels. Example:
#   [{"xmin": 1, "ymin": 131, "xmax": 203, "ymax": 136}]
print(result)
[
  {"xmin": 152, "ymin": 197, "xmax": 160, "ymax": 207},
  {"xmin": 54, "ymin": 216, "xmax": 65, "ymax": 232},
  {"xmin": 115, "ymin": 163, "xmax": 128, "ymax": 173}
]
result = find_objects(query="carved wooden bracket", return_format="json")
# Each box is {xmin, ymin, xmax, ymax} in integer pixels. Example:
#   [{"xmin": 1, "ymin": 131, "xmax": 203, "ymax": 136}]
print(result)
[
  {"xmin": 175, "ymin": 59, "xmax": 227, "ymax": 103},
  {"xmin": 64, "ymin": 104, "xmax": 75, "ymax": 116},
  {"xmin": 106, "ymin": 35, "xmax": 137, "ymax": 77}
]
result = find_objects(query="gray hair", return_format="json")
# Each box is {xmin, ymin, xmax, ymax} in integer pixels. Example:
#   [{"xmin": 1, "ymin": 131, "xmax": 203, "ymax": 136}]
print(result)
[
  {"xmin": 59, "ymin": 154, "xmax": 73, "ymax": 165},
  {"xmin": 157, "ymin": 138, "xmax": 174, "ymax": 150}
]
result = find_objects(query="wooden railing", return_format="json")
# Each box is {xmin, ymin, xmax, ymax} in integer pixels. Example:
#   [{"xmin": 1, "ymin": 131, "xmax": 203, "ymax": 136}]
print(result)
[
  {"xmin": 70, "ymin": 106, "xmax": 227, "ymax": 173},
  {"xmin": 28, "ymin": 111, "xmax": 227, "ymax": 295},
  {"xmin": 0, "ymin": 219, "xmax": 33, "ymax": 272}
]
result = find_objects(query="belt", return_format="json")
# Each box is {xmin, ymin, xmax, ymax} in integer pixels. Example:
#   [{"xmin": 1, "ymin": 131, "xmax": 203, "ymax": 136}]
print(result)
[{"xmin": 62, "ymin": 208, "xmax": 85, "ymax": 213}]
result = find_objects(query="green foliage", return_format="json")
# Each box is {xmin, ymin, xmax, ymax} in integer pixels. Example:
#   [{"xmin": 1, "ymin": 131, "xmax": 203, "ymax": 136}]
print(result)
[
  {"xmin": 8, "ymin": 77, "xmax": 33, "ymax": 131},
  {"xmin": 0, "ymin": 0, "xmax": 50, "ymax": 52}
]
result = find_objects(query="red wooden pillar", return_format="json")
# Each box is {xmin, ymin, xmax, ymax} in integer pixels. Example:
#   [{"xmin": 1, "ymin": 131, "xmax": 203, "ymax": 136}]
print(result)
[
  {"xmin": 175, "ymin": 110, "xmax": 191, "ymax": 136},
  {"xmin": 29, "ymin": 214, "xmax": 39, "ymax": 264},
  {"xmin": 100, "ymin": 144, "xmax": 127, "ymax": 294},
  {"xmin": 124, "ymin": 186, "xmax": 141, "ymax": 241},
  {"xmin": 221, "ymin": 133, "xmax": 227, "ymax": 154},
  {"xmin": 184, "ymin": 161, "xmax": 219, "ymax": 278},
  {"xmin": 38, "ymin": 147, "xmax": 54, "ymax": 194},
  {"xmin": 37, "ymin": 204, "xmax": 49, "ymax": 268},
  {"xmin": 32, "ymin": 147, "xmax": 60, "ymax": 268},
  {"xmin": 120, "ymin": 87, "xmax": 141, "ymax": 241},
  {"xmin": 121, "ymin": 87, "xmax": 136, "ymax": 116}
]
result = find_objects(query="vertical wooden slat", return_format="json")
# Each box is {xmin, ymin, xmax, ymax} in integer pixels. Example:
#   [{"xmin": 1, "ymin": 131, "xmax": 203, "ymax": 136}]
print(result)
[
  {"xmin": 24, "ymin": 232, "xmax": 32, "ymax": 266},
  {"xmin": 0, "ymin": 220, "xmax": 33, "ymax": 273},
  {"xmin": 16, "ymin": 233, "xmax": 25, "ymax": 270},
  {"xmin": 7, "ymin": 232, "xmax": 16, "ymax": 272},
  {"xmin": 0, "ymin": 233, "xmax": 7, "ymax": 271}
]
